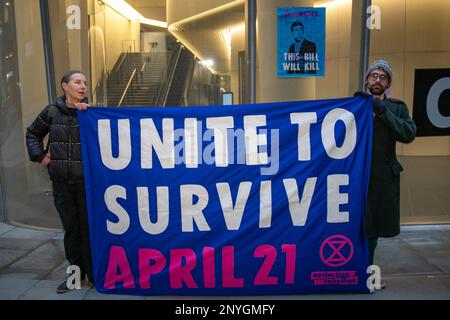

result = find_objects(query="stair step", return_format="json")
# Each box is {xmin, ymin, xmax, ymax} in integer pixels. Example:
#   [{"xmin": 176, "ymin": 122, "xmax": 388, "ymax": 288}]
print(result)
[{"xmin": 105, "ymin": 50, "xmax": 182, "ymax": 107}]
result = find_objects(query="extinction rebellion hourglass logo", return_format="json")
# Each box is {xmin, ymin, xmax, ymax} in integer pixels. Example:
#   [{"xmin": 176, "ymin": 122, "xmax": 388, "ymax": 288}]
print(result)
[
  {"xmin": 319, "ymin": 235, "xmax": 354, "ymax": 267},
  {"xmin": 311, "ymin": 235, "xmax": 358, "ymax": 286}
]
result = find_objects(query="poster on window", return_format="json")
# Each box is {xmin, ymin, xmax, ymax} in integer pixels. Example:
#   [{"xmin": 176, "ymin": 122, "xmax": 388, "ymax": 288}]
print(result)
[{"xmin": 277, "ymin": 7, "xmax": 326, "ymax": 77}]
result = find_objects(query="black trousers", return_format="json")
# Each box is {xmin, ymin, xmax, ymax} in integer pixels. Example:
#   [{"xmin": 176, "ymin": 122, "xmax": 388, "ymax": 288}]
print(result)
[
  {"xmin": 52, "ymin": 181, "xmax": 93, "ymax": 282},
  {"xmin": 368, "ymin": 237, "xmax": 378, "ymax": 265}
]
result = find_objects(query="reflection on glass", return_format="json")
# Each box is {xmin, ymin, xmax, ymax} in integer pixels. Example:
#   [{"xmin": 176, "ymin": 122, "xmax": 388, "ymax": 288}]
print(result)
[{"xmin": 0, "ymin": 0, "xmax": 61, "ymax": 229}]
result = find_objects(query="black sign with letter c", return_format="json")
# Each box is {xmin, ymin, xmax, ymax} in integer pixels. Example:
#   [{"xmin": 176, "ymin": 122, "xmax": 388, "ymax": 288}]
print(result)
[{"xmin": 413, "ymin": 69, "xmax": 450, "ymax": 136}]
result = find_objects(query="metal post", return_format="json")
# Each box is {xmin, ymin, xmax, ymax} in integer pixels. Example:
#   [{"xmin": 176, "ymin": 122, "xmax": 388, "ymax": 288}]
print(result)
[
  {"xmin": 359, "ymin": 0, "xmax": 371, "ymax": 91},
  {"xmin": 39, "ymin": 0, "xmax": 56, "ymax": 103},
  {"xmin": 0, "ymin": 180, "xmax": 5, "ymax": 222},
  {"xmin": 246, "ymin": 0, "xmax": 257, "ymax": 104}
]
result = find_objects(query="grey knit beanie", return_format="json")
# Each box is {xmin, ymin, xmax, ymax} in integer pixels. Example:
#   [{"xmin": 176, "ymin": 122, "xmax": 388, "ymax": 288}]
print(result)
[{"xmin": 365, "ymin": 60, "xmax": 393, "ymax": 84}]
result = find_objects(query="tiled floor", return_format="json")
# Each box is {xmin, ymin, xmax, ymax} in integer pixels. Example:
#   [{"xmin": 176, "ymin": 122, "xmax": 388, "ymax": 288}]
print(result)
[{"xmin": 0, "ymin": 222, "xmax": 449, "ymax": 300}]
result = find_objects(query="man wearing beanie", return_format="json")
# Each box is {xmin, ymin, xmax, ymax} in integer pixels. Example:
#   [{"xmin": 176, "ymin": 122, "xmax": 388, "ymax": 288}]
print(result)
[{"xmin": 355, "ymin": 60, "xmax": 417, "ymax": 286}]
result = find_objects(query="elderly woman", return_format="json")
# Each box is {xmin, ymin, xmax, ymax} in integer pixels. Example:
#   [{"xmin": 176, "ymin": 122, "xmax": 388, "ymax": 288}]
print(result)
[{"xmin": 26, "ymin": 70, "xmax": 93, "ymax": 293}]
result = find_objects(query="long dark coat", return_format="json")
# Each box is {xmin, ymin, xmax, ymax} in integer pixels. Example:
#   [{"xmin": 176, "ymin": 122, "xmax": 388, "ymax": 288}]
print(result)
[{"xmin": 364, "ymin": 97, "xmax": 417, "ymax": 238}]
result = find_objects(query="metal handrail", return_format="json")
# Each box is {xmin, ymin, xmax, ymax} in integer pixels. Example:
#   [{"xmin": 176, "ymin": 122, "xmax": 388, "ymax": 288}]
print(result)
[
  {"xmin": 92, "ymin": 69, "xmax": 105, "ymax": 97},
  {"xmin": 154, "ymin": 51, "xmax": 176, "ymax": 106},
  {"xmin": 117, "ymin": 68, "xmax": 137, "ymax": 107},
  {"xmin": 115, "ymin": 54, "xmax": 127, "ymax": 72},
  {"xmin": 153, "ymin": 62, "xmax": 167, "ymax": 105},
  {"xmin": 115, "ymin": 45, "xmax": 132, "ymax": 73},
  {"xmin": 180, "ymin": 54, "xmax": 196, "ymax": 106},
  {"xmin": 161, "ymin": 46, "xmax": 183, "ymax": 107}
]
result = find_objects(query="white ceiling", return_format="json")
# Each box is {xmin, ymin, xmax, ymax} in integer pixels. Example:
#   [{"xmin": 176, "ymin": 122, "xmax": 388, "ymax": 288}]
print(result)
[
  {"xmin": 127, "ymin": 0, "xmax": 245, "ymax": 74},
  {"xmin": 168, "ymin": 1, "xmax": 245, "ymax": 74},
  {"xmin": 127, "ymin": 0, "xmax": 167, "ymax": 22}
]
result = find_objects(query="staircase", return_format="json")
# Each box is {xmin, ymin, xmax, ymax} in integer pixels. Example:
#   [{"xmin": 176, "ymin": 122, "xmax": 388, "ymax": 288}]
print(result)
[
  {"xmin": 104, "ymin": 45, "xmax": 195, "ymax": 107},
  {"xmin": 106, "ymin": 52, "xmax": 172, "ymax": 107}
]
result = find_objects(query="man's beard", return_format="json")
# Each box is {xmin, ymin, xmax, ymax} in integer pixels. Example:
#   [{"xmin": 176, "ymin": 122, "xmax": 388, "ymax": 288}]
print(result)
[{"xmin": 368, "ymin": 84, "xmax": 386, "ymax": 95}]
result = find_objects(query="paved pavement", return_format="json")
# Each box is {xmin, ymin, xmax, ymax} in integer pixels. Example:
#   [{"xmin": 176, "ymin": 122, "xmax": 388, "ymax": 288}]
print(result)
[{"xmin": 0, "ymin": 222, "xmax": 449, "ymax": 300}]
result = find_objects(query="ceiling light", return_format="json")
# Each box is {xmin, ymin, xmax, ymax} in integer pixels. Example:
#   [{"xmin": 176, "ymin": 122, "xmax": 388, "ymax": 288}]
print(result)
[
  {"xmin": 314, "ymin": 0, "xmax": 351, "ymax": 8},
  {"xmin": 140, "ymin": 18, "xmax": 167, "ymax": 28},
  {"xmin": 199, "ymin": 59, "xmax": 214, "ymax": 67},
  {"xmin": 102, "ymin": 0, "xmax": 167, "ymax": 28},
  {"xmin": 230, "ymin": 23, "xmax": 245, "ymax": 34},
  {"xmin": 168, "ymin": 0, "xmax": 243, "ymax": 30},
  {"xmin": 102, "ymin": 0, "xmax": 141, "ymax": 19}
]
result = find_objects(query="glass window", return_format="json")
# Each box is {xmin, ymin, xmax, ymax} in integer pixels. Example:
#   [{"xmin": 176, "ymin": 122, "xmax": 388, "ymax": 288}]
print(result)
[
  {"xmin": 1, "ymin": 0, "xmax": 448, "ymax": 229},
  {"xmin": 0, "ymin": 0, "xmax": 61, "ymax": 229},
  {"xmin": 370, "ymin": 0, "xmax": 450, "ymax": 223}
]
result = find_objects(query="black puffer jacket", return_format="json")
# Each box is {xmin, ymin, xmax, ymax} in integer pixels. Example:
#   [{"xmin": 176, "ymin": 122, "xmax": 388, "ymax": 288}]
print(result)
[{"xmin": 26, "ymin": 96, "xmax": 88, "ymax": 183}]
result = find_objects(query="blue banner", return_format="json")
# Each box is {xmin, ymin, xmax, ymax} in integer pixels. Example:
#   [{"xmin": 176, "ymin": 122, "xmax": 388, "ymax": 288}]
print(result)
[
  {"xmin": 78, "ymin": 97, "xmax": 373, "ymax": 296},
  {"xmin": 277, "ymin": 7, "xmax": 326, "ymax": 77}
]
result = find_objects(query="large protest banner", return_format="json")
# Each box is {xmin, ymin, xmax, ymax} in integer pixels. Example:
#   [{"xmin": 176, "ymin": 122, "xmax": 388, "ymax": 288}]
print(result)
[{"xmin": 78, "ymin": 96, "xmax": 373, "ymax": 295}]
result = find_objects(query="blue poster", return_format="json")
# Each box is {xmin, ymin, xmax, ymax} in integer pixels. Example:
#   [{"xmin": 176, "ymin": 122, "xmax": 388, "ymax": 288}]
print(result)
[
  {"xmin": 278, "ymin": 7, "xmax": 326, "ymax": 77},
  {"xmin": 78, "ymin": 96, "xmax": 373, "ymax": 296}
]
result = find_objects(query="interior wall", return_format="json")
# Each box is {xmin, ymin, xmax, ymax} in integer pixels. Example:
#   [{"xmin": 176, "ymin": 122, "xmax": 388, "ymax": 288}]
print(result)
[
  {"xmin": 48, "ymin": 0, "xmax": 69, "ymax": 94},
  {"xmin": 142, "ymin": 32, "xmax": 167, "ymax": 52},
  {"xmin": 11, "ymin": 0, "xmax": 60, "ymax": 228},
  {"xmin": 315, "ymin": 0, "xmax": 353, "ymax": 100},
  {"xmin": 15, "ymin": 0, "xmax": 48, "ymax": 126},
  {"xmin": 370, "ymin": 0, "xmax": 450, "ymax": 156},
  {"xmin": 67, "ymin": 0, "xmax": 90, "ymax": 75},
  {"xmin": 128, "ymin": 0, "xmax": 166, "ymax": 22},
  {"xmin": 15, "ymin": 0, "xmax": 48, "ymax": 167},
  {"xmin": 230, "ymin": 26, "xmax": 245, "ymax": 104},
  {"xmin": 49, "ymin": 0, "xmax": 90, "ymax": 97},
  {"xmin": 104, "ymin": 6, "xmax": 138, "ymax": 68},
  {"xmin": 256, "ymin": 0, "xmax": 316, "ymax": 103},
  {"xmin": 89, "ymin": 0, "xmax": 141, "ymax": 97},
  {"xmin": 167, "ymin": 0, "xmax": 238, "ymax": 24},
  {"xmin": 88, "ymin": 0, "xmax": 106, "ymax": 98}
]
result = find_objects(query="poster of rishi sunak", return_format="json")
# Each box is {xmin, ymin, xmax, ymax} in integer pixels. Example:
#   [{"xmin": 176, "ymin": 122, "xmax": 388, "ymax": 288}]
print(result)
[{"xmin": 278, "ymin": 7, "xmax": 326, "ymax": 77}]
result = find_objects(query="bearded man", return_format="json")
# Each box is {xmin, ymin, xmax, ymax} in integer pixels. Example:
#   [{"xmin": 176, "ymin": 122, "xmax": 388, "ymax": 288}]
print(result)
[{"xmin": 354, "ymin": 60, "xmax": 417, "ymax": 278}]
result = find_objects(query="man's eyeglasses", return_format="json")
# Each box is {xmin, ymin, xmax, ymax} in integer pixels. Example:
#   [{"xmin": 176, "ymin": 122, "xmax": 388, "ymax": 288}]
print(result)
[{"xmin": 368, "ymin": 73, "xmax": 388, "ymax": 82}]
